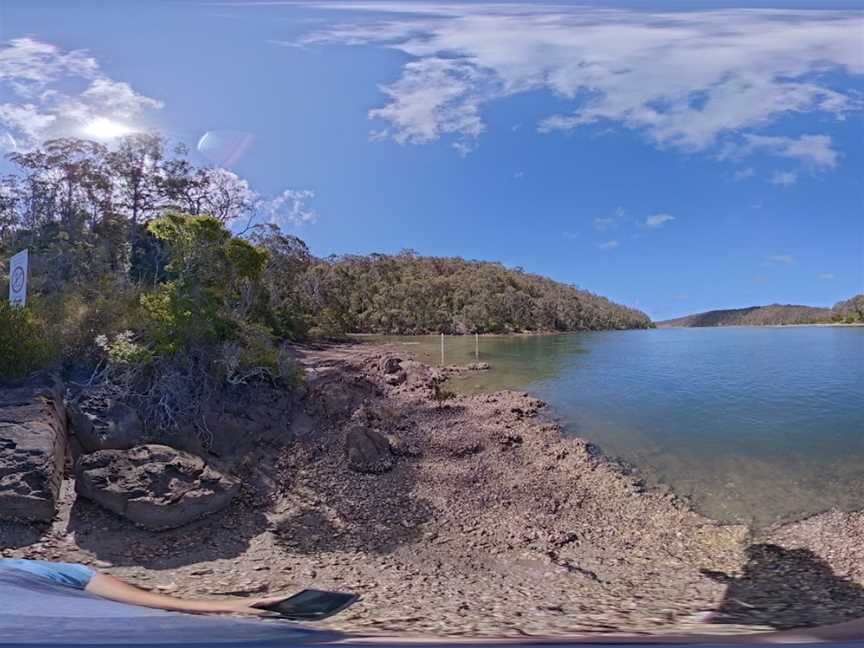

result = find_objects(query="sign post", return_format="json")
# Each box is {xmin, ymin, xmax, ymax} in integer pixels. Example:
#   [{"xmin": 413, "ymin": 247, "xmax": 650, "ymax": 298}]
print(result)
[{"xmin": 8, "ymin": 249, "xmax": 28, "ymax": 308}]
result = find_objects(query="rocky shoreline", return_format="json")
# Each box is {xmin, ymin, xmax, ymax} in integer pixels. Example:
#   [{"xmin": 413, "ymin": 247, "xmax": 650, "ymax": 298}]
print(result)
[{"xmin": 2, "ymin": 342, "xmax": 863, "ymax": 638}]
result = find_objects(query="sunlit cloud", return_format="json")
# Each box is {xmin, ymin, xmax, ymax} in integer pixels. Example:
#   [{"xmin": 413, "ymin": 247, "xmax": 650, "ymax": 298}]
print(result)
[
  {"xmin": 733, "ymin": 167, "xmax": 755, "ymax": 180},
  {"xmin": 297, "ymin": 4, "xmax": 863, "ymax": 161},
  {"xmin": 0, "ymin": 37, "xmax": 162, "ymax": 150},
  {"xmin": 767, "ymin": 254, "xmax": 795, "ymax": 265},
  {"xmin": 597, "ymin": 239, "xmax": 620, "ymax": 250},
  {"xmin": 721, "ymin": 134, "xmax": 840, "ymax": 169},
  {"xmin": 644, "ymin": 213, "xmax": 675, "ymax": 228},
  {"xmin": 257, "ymin": 189, "xmax": 318, "ymax": 228},
  {"xmin": 82, "ymin": 117, "xmax": 135, "ymax": 139}
]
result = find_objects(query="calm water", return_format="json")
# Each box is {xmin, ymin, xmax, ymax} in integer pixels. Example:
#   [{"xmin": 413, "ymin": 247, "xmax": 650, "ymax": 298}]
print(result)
[{"xmin": 366, "ymin": 328, "xmax": 864, "ymax": 526}]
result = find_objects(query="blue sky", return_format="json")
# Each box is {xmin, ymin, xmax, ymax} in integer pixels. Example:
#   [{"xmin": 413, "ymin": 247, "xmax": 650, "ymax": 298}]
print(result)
[{"xmin": 0, "ymin": 1, "xmax": 861, "ymax": 320}]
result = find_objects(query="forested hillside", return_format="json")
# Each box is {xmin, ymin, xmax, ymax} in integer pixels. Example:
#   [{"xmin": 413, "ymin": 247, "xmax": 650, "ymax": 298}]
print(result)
[
  {"xmin": 831, "ymin": 294, "xmax": 864, "ymax": 323},
  {"xmin": 0, "ymin": 135, "xmax": 648, "ymax": 383},
  {"xmin": 302, "ymin": 253, "xmax": 652, "ymax": 335},
  {"xmin": 657, "ymin": 299, "xmax": 862, "ymax": 328}
]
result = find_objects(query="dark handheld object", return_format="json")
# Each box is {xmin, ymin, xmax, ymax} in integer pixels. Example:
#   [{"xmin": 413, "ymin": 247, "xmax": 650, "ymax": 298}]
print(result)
[{"xmin": 252, "ymin": 589, "xmax": 359, "ymax": 621}]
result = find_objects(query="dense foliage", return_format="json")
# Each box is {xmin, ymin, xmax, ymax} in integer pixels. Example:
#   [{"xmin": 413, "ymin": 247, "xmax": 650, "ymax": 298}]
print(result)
[
  {"xmin": 301, "ymin": 253, "xmax": 652, "ymax": 334},
  {"xmin": 0, "ymin": 301, "xmax": 56, "ymax": 379},
  {"xmin": 0, "ymin": 134, "xmax": 648, "ymax": 385}
]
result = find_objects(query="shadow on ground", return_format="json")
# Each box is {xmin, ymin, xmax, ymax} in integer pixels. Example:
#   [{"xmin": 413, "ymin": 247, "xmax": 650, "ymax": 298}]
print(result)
[
  {"xmin": 66, "ymin": 484, "xmax": 270, "ymax": 569},
  {"xmin": 703, "ymin": 543, "xmax": 864, "ymax": 629},
  {"xmin": 0, "ymin": 521, "xmax": 48, "ymax": 549}
]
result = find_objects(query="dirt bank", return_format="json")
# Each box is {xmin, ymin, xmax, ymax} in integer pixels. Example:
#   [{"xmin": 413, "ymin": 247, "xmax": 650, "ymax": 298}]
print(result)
[{"xmin": 2, "ymin": 342, "xmax": 863, "ymax": 638}]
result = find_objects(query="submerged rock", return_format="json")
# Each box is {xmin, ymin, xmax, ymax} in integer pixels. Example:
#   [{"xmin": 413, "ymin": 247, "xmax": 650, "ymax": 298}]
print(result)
[
  {"xmin": 67, "ymin": 391, "xmax": 145, "ymax": 453},
  {"xmin": 0, "ymin": 374, "xmax": 67, "ymax": 522},
  {"xmin": 75, "ymin": 444, "xmax": 240, "ymax": 530}
]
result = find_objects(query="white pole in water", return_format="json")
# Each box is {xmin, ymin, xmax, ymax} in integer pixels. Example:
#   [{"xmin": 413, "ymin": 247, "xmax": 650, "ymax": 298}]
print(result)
[
  {"xmin": 440, "ymin": 332, "xmax": 445, "ymax": 366},
  {"xmin": 475, "ymin": 332, "xmax": 479, "ymax": 362}
]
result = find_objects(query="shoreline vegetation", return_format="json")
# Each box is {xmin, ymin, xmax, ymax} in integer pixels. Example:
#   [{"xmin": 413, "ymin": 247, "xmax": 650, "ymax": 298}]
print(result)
[{"xmin": 3, "ymin": 341, "xmax": 864, "ymax": 638}]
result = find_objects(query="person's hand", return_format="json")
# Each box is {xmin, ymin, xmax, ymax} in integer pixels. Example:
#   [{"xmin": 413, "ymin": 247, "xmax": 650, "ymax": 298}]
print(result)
[{"xmin": 215, "ymin": 596, "xmax": 286, "ymax": 615}]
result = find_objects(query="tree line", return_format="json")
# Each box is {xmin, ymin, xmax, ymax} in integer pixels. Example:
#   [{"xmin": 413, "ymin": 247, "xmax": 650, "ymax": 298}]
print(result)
[{"xmin": 0, "ymin": 134, "xmax": 650, "ymax": 382}]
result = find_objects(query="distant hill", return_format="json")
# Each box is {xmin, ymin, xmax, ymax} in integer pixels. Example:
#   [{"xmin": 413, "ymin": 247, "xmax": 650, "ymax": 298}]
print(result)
[
  {"xmin": 831, "ymin": 294, "xmax": 864, "ymax": 323},
  {"xmin": 657, "ymin": 304, "xmax": 833, "ymax": 328}
]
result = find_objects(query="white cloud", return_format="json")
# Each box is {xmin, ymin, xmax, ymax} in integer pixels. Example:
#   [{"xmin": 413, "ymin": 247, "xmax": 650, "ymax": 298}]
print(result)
[
  {"xmin": 593, "ymin": 217, "xmax": 616, "ymax": 231},
  {"xmin": 644, "ymin": 213, "xmax": 675, "ymax": 228},
  {"xmin": 562, "ymin": 230, "xmax": 579, "ymax": 240},
  {"xmin": 0, "ymin": 37, "xmax": 162, "ymax": 149},
  {"xmin": 734, "ymin": 167, "xmax": 755, "ymax": 180},
  {"xmin": 367, "ymin": 57, "xmax": 488, "ymax": 152},
  {"xmin": 300, "ymin": 5, "xmax": 863, "ymax": 158},
  {"xmin": 769, "ymin": 170, "xmax": 798, "ymax": 186},
  {"xmin": 597, "ymin": 239, "xmax": 619, "ymax": 250},
  {"xmin": 722, "ymin": 134, "xmax": 840, "ymax": 168},
  {"xmin": 767, "ymin": 254, "xmax": 795, "ymax": 265},
  {"xmin": 513, "ymin": 170, "xmax": 524, "ymax": 179},
  {"xmin": 257, "ymin": 189, "xmax": 318, "ymax": 228},
  {"xmin": 817, "ymin": 272, "xmax": 835, "ymax": 280}
]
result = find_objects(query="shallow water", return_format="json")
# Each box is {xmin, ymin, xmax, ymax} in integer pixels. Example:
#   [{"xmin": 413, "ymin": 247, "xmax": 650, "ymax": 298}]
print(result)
[{"xmin": 364, "ymin": 328, "xmax": 864, "ymax": 526}]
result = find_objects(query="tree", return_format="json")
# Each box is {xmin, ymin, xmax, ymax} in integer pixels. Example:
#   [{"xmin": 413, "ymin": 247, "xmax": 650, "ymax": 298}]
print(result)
[
  {"xmin": 142, "ymin": 213, "xmax": 268, "ymax": 352},
  {"xmin": 106, "ymin": 133, "xmax": 167, "ymax": 239}
]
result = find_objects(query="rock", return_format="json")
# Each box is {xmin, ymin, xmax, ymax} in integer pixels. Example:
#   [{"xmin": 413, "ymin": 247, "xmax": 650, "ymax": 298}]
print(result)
[
  {"xmin": 0, "ymin": 374, "xmax": 67, "ymax": 522},
  {"xmin": 67, "ymin": 391, "xmax": 145, "ymax": 453},
  {"xmin": 384, "ymin": 371, "xmax": 407, "ymax": 386},
  {"xmin": 381, "ymin": 357, "xmax": 403, "ymax": 374},
  {"xmin": 303, "ymin": 369, "xmax": 379, "ymax": 427},
  {"xmin": 400, "ymin": 360, "xmax": 442, "ymax": 389},
  {"xmin": 386, "ymin": 434, "xmax": 421, "ymax": 457},
  {"xmin": 345, "ymin": 423, "xmax": 394, "ymax": 474},
  {"xmin": 74, "ymin": 444, "xmax": 240, "ymax": 530},
  {"xmin": 467, "ymin": 362, "xmax": 490, "ymax": 371}
]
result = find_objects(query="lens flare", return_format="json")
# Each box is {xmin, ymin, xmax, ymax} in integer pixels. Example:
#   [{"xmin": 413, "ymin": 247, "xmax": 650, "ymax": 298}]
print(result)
[
  {"xmin": 196, "ymin": 130, "xmax": 254, "ymax": 167},
  {"xmin": 0, "ymin": 132, "xmax": 17, "ymax": 152}
]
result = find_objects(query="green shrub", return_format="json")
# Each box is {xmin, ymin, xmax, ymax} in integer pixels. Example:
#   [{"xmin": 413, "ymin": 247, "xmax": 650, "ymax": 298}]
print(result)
[
  {"xmin": 0, "ymin": 303, "xmax": 57, "ymax": 380},
  {"xmin": 38, "ymin": 280, "xmax": 144, "ymax": 359},
  {"xmin": 140, "ymin": 281, "xmax": 228, "ymax": 355},
  {"xmin": 95, "ymin": 331, "xmax": 153, "ymax": 365}
]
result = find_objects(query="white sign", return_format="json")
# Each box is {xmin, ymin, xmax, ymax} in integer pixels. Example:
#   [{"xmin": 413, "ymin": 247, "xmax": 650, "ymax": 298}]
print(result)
[{"xmin": 9, "ymin": 249, "xmax": 28, "ymax": 308}]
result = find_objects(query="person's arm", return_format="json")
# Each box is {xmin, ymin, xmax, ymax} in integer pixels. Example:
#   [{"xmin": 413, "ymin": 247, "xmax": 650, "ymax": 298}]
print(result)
[{"xmin": 84, "ymin": 571, "xmax": 284, "ymax": 615}]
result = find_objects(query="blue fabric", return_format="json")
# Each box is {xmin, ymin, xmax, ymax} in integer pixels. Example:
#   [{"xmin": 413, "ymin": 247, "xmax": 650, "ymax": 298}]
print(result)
[
  {"xmin": 0, "ymin": 558, "xmax": 94, "ymax": 589},
  {"xmin": 0, "ymin": 562, "xmax": 337, "ymax": 645}
]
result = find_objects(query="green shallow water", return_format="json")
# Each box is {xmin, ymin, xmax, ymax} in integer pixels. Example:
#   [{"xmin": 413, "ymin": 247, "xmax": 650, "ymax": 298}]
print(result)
[{"xmin": 362, "ymin": 328, "xmax": 864, "ymax": 527}]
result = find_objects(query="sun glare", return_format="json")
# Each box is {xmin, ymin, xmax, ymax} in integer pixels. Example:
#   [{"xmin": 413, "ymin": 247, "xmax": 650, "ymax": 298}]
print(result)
[{"xmin": 82, "ymin": 117, "xmax": 134, "ymax": 139}]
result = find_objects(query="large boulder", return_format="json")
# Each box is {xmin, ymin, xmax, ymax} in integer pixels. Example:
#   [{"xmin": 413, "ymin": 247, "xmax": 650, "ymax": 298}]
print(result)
[
  {"xmin": 345, "ymin": 423, "xmax": 394, "ymax": 474},
  {"xmin": 0, "ymin": 374, "xmax": 67, "ymax": 522},
  {"xmin": 380, "ymin": 357, "xmax": 403, "ymax": 374},
  {"xmin": 67, "ymin": 391, "xmax": 145, "ymax": 454},
  {"xmin": 75, "ymin": 444, "xmax": 240, "ymax": 530}
]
